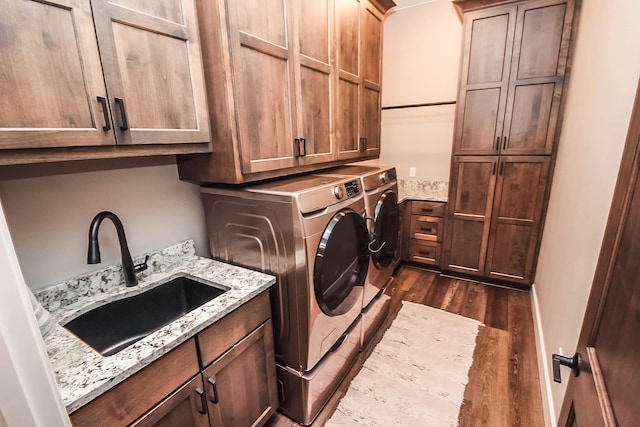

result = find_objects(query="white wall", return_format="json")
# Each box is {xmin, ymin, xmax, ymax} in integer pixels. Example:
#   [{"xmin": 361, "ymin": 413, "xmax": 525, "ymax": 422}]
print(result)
[
  {"xmin": 0, "ymin": 157, "xmax": 208, "ymax": 290},
  {"xmin": 380, "ymin": 0, "xmax": 461, "ymax": 181},
  {"xmin": 532, "ymin": 0, "xmax": 640, "ymax": 423}
]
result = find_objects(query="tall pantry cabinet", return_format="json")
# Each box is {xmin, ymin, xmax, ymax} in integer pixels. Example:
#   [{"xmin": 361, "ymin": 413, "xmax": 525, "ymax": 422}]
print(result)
[{"xmin": 443, "ymin": 0, "xmax": 577, "ymax": 285}]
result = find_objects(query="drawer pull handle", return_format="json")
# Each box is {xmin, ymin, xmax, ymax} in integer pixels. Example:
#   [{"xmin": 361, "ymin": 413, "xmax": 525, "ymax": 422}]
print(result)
[
  {"xmin": 420, "ymin": 227, "xmax": 434, "ymax": 233},
  {"xmin": 207, "ymin": 378, "xmax": 219, "ymax": 403},
  {"xmin": 421, "ymin": 208, "xmax": 433, "ymax": 213},
  {"xmin": 196, "ymin": 388, "xmax": 207, "ymax": 414},
  {"xmin": 417, "ymin": 251, "xmax": 433, "ymax": 257}
]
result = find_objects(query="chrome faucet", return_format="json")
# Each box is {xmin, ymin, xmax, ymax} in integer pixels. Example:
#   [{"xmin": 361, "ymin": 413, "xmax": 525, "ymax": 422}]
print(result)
[{"xmin": 87, "ymin": 211, "xmax": 147, "ymax": 287}]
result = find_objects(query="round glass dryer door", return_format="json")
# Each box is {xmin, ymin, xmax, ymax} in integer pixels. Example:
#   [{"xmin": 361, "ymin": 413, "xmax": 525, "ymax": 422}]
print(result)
[
  {"xmin": 371, "ymin": 190, "xmax": 400, "ymax": 269},
  {"xmin": 314, "ymin": 209, "xmax": 370, "ymax": 316}
]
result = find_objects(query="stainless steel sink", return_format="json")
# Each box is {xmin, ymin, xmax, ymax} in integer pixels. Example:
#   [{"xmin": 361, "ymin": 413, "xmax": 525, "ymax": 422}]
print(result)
[{"xmin": 63, "ymin": 276, "xmax": 226, "ymax": 356}]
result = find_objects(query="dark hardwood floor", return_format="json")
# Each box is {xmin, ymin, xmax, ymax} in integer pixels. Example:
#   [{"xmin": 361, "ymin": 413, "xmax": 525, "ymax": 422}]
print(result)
[{"xmin": 269, "ymin": 265, "xmax": 544, "ymax": 426}]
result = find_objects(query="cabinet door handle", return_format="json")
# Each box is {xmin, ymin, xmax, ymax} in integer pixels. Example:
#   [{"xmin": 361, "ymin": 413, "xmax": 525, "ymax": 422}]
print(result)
[
  {"xmin": 294, "ymin": 138, "xmax": 301, "ymax": 157},
  {"xmin": 499, "ymin": 161, "xmax": 504, "ymax": 175},
  {"xmin": 360, "ymin": 137, "xmax": 367, "ymax": 151},
  {"xmin": 300, "ymin": 137, "xmax": 306, "ymax": 156},
  {"xmin": 114, "ymin": 97, "xmax": 129, "ymax": 131},
  {"xmin": 207, "ymin": 377, "xmax": 219, "ymax": 403},
  {"xmin": 96, "ymin": 96, "xmax": 111, "ymax": 131},
  {"xmin": 492, "ymin": 162, "xmax": 497, "ymax": 175},
  {"xmin": 502, "ymin": 136, "xmax": 508, "ymax": 150},
  {"xmin": 495, "ymin": 136, "xmax": 500, "ymax": 150},
  {"xmin": 195, "ymin": 388, "xmax": 207, "ymax": 414}
]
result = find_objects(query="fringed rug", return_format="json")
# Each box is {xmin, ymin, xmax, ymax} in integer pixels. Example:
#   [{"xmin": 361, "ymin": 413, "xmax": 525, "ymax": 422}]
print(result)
[{"xmin": 326, "ymin": 302, "xmax": 481, "ymax": 427}]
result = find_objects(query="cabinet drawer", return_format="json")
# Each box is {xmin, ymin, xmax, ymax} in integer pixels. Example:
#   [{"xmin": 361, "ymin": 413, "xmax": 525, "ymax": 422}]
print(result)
[
  {"xmin": 197, "ymin": 291, "xmax": 271, "ymax": 368},
  {"xmin": 410, "ymin": 216, "xmax": 442, "ymax": 241},
  {"xmin": 411, "ymin": 201, "xmax": 445, "ymax": 217},
  {"xmin": 409, "ymin": 240, "xmax": 440, "ymax": 266},
  {"xmin": 70, "ymin": 339, "xmax": 199, "ymax": 427}
]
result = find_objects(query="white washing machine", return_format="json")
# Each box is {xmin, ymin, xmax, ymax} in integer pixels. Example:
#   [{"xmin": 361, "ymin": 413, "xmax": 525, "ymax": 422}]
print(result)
[
  {"xmin": 201, "ymin": 174, "xmax": 370, "ymax": 425},
  {"xmin": 317, "ymin": 164, "xmax": 401, "ymax": 348}
]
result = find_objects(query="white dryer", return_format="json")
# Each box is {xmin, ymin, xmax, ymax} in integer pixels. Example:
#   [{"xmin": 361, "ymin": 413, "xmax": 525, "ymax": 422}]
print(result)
[{"xmin": 201, "ymin": 174, "xmax": 369, "ymax": 424}]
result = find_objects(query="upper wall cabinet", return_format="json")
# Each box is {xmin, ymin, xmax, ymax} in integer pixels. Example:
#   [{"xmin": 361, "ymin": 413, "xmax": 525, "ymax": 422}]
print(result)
[
  {"xmin": 453, "ymin": 0, "xmax": 574, "ymax": 156},
  {"xmin": 335, "ymin": 0, "xmax": 385, "ymax": 160},
  {"xmin": 177, "ymin": 0, "xmax": 395, "ymax": 184},
  {"xmin": 225, "ymin": 0, "xmax": 334, "ymax": 174},
  {"xmin": 0, "ymin": 0, "xmax": 210, "ymax": 163}
]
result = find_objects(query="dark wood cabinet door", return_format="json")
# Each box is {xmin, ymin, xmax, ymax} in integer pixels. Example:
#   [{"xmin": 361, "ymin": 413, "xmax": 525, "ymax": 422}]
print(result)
[
  {"xmin": 91, "ymin": 0, "xmax": 210, "ymax": 146},
  {"xmin": 225, "ymin": 0, "xmax": 298, "ymax": 173},
  {"xmin": 485, "ymin": 156, "xmax": 550, "ymax": 284},
  {"xmin": 203, "ymin": 320, "xmax": 278, "ymax": 427},
  {"xmin": 336, "ymin": 0, "xmax": 363, "ymax": 159},
  {"xmin": 443, "ymin": 156, "xmax": 498, "ymax": 276},
  {"xmin": 131, "ymin": 376, "xmax": 209, "ymax": 427},
  {"xmin": 359, "ymin": 1, "xmax": 383, "ymax": 157},
  {"xmin": 0, "ymin": 0, "xmax": 114, "ymax": 149},
  {"xmin": 294, "ymin": 0, "xmax": 334, "ymax": 164},
  {"xmin": 361, "ymin": 85, "xmax": 382, "ymax": 155},
  {"xmin": 501, "ymin": 0, "xmax": 574, "ymax": 155},
  {"xmin": 452, "ymin": 6, "xmax": 516, "ymax": 155}
]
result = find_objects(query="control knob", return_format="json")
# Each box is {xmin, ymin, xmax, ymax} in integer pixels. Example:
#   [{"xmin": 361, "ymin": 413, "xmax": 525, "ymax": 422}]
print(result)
[
  {"xmin": 380, "ymin": 172, "xmax": 388, "ymax": 184},
  {"xmin": 333, "ymin": 186, "xmax": 345, "ymax": 200}
]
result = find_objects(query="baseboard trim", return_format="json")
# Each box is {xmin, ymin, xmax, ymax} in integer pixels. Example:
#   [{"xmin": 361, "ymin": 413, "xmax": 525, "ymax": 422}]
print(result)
[{"xmin": 530, "ymin": 284, "xmax": 556, "ymax": 427}]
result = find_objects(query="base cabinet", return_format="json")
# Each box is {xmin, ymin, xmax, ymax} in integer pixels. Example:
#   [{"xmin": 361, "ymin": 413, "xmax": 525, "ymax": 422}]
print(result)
[
  {"xmin": 443, "ymin": 156, "xmax": 550, "ymax": 284},
  {"xmin": 401, "ymin": 200, "xmax": 447, "ymax": 268},
  {"xmin": 131, "ymin": 376, "xmax": 210, "ymax": 427},
  {"xmin": 70, "ymin": 292, "xmax": 276, "ymax": 427},
  {"xmin": 203, "ymin": 321, "xmax": 278, "ymax": 427}
]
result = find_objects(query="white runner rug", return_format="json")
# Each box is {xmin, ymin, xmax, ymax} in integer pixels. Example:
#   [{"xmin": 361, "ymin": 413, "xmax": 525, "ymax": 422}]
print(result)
[{"xmin": 326, "ymin": 302, "xmax": 481, "ymax": 427}]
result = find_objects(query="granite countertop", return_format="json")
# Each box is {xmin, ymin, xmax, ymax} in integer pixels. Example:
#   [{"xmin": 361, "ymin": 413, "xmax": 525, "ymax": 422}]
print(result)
[
  {"xmin": 34, "ymin": 240, "xmax": 276, "ymax": 414},
  {"xmin": 397, "ymin": 179, "xmax": 449, "ymax": 203}
]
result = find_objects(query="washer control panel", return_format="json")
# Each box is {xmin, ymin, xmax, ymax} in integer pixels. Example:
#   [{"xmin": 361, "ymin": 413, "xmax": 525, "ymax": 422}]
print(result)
[{"xmin": 344, "ymin": 180, "xmax": 360, "ymax": 197}]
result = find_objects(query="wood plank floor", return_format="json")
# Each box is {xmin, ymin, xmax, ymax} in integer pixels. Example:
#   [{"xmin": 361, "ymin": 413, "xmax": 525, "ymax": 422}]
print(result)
[{"xmin": 268, "ymin": 265, "xmax": 544, "ymax": 426}]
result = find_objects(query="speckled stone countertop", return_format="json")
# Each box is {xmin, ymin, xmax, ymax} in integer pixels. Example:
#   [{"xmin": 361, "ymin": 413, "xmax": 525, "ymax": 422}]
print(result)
[
  {"xmin": 34, "ymin": 240, "xmax": 275, "ymax": 414},
  {"xmin": 397, "ymin": 179, "xmax": 449, "ymax": 203}
]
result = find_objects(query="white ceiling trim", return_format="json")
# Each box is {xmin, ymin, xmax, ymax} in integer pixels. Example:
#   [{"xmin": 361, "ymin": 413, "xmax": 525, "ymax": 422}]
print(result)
[{"xmin": 393, "ymin": 0, "xmax": 445, "ymax": 11}]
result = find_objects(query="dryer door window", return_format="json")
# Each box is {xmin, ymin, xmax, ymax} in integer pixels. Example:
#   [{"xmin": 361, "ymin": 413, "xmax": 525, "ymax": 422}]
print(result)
[
  {"xmin": 314, "ymin": 210, "xmax": 370, "ymax": 316},
  {"xmin": 371, "ymin": 190, "xmax": 400, "ymax": 269}
]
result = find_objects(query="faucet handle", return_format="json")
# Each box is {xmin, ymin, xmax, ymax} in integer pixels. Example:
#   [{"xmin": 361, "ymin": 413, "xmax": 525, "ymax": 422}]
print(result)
[{"xmin": 134, "ymin": 255, "xmax": 150, "ymax": 273}]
